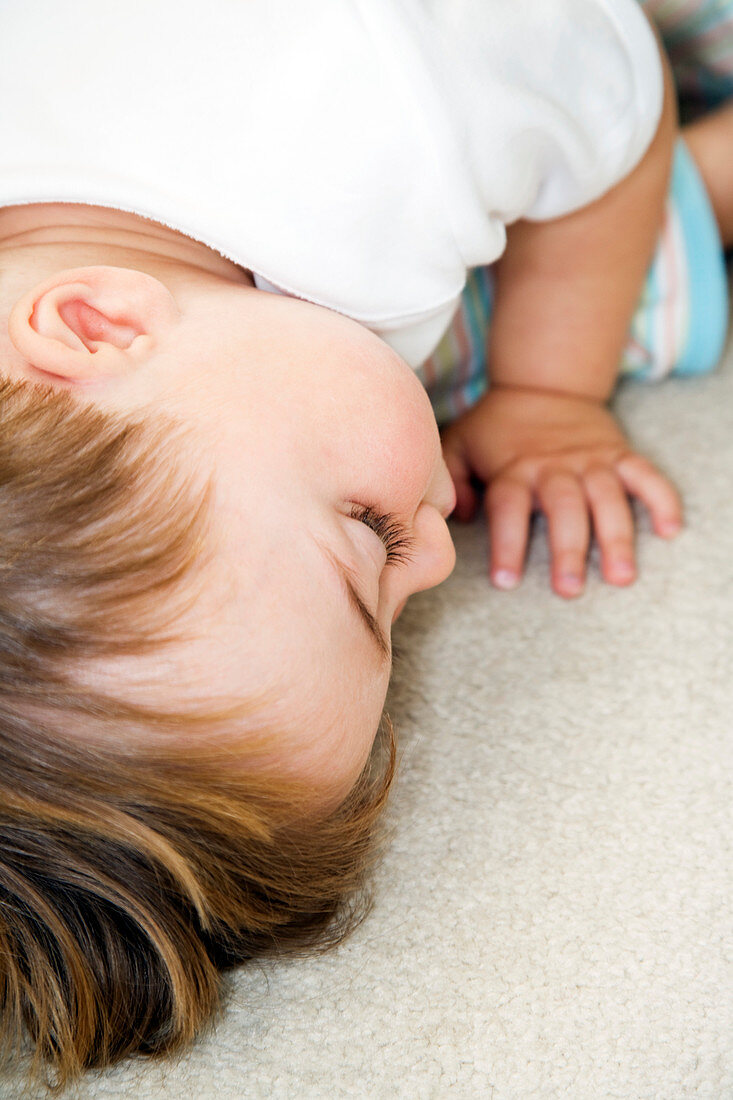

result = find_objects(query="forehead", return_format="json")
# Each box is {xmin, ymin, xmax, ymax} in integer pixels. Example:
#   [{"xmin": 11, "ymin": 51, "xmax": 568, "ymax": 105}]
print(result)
[{"xmin": 193, "ymin": 506, "xmax": 392, "ymax": 796}]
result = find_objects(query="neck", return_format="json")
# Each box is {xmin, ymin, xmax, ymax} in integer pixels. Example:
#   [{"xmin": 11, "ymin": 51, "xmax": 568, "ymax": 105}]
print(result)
[{"xmin": 0, "ymin": 202, "xmax": 253, "ymax": 289}]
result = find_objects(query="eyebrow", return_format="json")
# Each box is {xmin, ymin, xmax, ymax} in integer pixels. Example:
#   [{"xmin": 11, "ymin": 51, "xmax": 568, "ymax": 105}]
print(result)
[{"xmin": 321, "ymin": 547, "xmax": 391, "ymax": 666}]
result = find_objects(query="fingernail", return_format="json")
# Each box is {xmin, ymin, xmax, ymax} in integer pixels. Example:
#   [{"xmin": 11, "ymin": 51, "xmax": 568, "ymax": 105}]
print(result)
[
  {"xmin": 493, "ymin": 569, "xmax": 519, "ymax": 590},
  {"xmin": 558, "ymin": 574, "xmax": 583, "ymax": 595},
  {"xmin": 659, "ymin": 520, "xmax": 681, "ymax": 538},
  {"xmin": 612, "ymin": 561, "xmax": 635, "ymax": 582}
]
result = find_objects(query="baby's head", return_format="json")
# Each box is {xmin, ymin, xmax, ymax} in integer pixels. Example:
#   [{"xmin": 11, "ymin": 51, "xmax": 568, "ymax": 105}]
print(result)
[{"xmin": 0, "ymin": 205, "xmax": 455, "ymax": 1084}]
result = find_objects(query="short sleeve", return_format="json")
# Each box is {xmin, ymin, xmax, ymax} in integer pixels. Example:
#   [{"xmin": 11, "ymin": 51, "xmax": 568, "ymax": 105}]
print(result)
[{"xmin": 411, "ymin": 0, "xmax": 664, "ymax": 226}]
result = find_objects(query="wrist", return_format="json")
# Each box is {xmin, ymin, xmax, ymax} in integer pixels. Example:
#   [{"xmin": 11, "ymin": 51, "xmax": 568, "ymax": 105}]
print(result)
[
  {"xmin": 488, "ymin": 321, "xmax": 627, "ymax": 397},
  {"xmin": 489, "ymin": 380, "xmax": 612, "ymax": 406}
]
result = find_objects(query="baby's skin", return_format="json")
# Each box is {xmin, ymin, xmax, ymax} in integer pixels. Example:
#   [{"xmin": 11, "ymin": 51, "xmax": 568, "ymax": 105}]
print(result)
[
  {"xmin": 0, "ymin": 202, "xmax": 455, "ymax": 809},
  {"xmin": 1, "ymin": 38, "xmax": 732, "ymax": 803},
  {"xmin": 443, "ymin": 63, "xmax": 733, "ymax": 601},
  {"xmin": 442, "ymin": 37, "xmax": 683, "ymax": 598}
]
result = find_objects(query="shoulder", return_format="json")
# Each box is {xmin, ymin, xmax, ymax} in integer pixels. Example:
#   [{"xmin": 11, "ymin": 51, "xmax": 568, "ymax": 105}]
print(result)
[{"xmin": 403, "ymin": 0, "xmax": 664, "ymax": 222}]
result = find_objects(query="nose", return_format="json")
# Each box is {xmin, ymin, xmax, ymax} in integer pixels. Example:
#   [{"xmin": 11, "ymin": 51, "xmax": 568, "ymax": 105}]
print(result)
[
  {"xmin": 427, "ymin": 455, "xmax": 457, "ymax": 519},
  {"xmin": 401, "ymin": 501, "xmax": 456, "ymax": 601}
]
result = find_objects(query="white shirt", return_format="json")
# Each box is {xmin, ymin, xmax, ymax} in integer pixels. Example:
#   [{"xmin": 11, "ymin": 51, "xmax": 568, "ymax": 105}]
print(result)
[{"xmin": 0, "ymin": 0, "xmax": 662, "ymax": 367}]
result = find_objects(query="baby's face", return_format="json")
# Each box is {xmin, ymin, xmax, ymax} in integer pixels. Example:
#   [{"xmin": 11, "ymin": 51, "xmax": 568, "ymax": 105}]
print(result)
[
  {"xmin": 186, "ymin": 287, "xmax": 456, "ymax": 802},
  {"xmin": 7, "ymin": 269, "xmax": 456, "ymax": 806}
]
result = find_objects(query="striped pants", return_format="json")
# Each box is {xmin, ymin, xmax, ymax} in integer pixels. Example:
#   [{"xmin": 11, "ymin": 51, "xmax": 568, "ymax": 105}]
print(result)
[{"xmin": 419, "ymin": 0, "xmax": 733, "ymax": 426}]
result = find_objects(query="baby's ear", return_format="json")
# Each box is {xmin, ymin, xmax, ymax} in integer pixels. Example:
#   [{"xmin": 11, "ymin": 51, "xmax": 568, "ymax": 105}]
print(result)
[{"xmin": 7, "ymin": 265, "xmax": 178, "ymax": 383}]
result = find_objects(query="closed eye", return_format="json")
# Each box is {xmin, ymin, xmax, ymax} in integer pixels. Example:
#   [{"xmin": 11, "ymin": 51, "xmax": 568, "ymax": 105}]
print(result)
[{"xmin": 350, "ymin": 504, "xmax": 414, "ymax": 566}]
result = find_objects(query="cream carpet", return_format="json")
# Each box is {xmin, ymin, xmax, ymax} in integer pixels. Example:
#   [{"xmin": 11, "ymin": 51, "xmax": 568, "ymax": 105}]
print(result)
[{"xmin": 4, "ymin": 318, "xmax": 733, "ymax": 1099}]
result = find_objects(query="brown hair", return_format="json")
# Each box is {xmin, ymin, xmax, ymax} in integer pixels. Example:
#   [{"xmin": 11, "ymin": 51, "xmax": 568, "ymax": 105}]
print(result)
[{"xmin": 0, "ymin": 377, "xmax": 397, "ymax": 1091}]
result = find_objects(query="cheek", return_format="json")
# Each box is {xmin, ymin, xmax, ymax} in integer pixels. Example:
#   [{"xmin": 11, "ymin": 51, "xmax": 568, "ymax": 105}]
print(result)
[
  {"xmin": 325, "ymin": 382, "xmax": 439, "ymax": 508},
  {"xmin": 374, "ymin": 411, "xmax": 438, "ymax": 509}
]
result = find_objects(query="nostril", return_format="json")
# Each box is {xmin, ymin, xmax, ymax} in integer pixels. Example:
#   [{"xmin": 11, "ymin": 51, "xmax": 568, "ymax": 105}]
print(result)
[
  {"xmin": 392, "ymin": 599, "xmax": 407, "ymax": 623},
  {"xmin": 426, "ymin": 458, "xmax": 457, "ymax": 518},
  {"xmin": 441, "ymin": 479, "xmax": 457, "ymax": 518}
]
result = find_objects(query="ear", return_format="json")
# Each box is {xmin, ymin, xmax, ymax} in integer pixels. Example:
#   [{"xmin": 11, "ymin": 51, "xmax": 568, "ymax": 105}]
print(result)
[{"xmin": 7, "ymin": 266, "xmax": 179, "ymax": 383}]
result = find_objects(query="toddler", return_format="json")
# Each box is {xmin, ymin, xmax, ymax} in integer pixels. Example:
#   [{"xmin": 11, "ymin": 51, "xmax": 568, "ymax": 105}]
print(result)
[{"xmin": 0, "ymin": 0, "xmax": 731, "ymax": 1087}]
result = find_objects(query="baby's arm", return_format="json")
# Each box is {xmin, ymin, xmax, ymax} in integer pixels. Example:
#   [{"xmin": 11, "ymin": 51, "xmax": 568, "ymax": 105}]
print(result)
[{"xmin": 442, "ymin": 37, "xmax": 681, "ymax": 598}]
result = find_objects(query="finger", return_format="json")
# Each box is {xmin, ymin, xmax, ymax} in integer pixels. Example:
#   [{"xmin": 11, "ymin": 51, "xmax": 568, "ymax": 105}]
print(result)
[
  {"xmin": 536, "ymin": 470, "xmax": 590, "ymax": 598},
  {"xmin": 441, "ymin": 439, "xmax": 479, "ymax": 522},
  {"xmin": 615, "ymin": 454, "xmax": 683, "ymax": 538},
  {"xmin": 584, "ymin": 466, "xmax": 636, "ymax": 586},
  {"xmin": 486, "ymin": 476, "xmax": 533, "ymax": 589}
]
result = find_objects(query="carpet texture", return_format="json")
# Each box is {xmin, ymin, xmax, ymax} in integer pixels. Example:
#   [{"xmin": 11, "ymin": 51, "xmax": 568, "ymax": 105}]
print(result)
[{"xmin": 3, "ymin": 317, "xmax": 732, "ymax": 1100}]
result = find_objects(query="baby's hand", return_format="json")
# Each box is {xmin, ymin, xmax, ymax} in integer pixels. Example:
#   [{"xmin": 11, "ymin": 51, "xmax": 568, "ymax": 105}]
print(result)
[{"xmin": 440, "ymin": 386, "xmax": 682, "ymax": 598}]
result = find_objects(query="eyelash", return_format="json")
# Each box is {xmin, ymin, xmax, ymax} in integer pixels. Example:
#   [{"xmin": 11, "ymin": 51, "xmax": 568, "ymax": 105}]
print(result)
[{"xmin": 350, "ymin": 504, "xmax": 414, "ymax": 566}]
